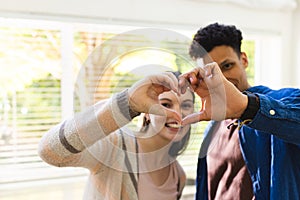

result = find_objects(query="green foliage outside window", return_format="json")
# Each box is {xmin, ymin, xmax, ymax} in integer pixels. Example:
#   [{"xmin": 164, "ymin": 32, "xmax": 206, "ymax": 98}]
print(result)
[
  {"xmin": 242, "ymin": 40, "xmax": 255, "ymax": 86},
  {"xmin": 0, "ymin": 24, "xmax": 256, "ymax": 184}
]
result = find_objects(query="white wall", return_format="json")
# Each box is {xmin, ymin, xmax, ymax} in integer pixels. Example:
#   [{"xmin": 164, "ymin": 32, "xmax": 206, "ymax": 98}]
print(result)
[
  {"xmin": 292, "ymin": 3, "xmax": 300, "ymax": 87},
  {"xmin": 0, "ymin": 0, "xmax": 299, "ymax": 87}
]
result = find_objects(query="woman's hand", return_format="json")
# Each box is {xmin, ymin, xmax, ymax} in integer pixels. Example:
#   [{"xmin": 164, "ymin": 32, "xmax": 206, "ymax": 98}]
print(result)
[{"xmin": 128, "ymin": 72, "xmax": 182, "ymax": 122}]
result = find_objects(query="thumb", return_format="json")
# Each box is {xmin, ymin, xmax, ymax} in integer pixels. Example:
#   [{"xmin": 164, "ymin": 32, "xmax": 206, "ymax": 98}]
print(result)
[
  {"xmin": 181, "ymin": 112, "xmax": 203, "ymax": 125},
  {"xmin": 148, "ymin": 104, "xmax": 181, "ymax": 122}
]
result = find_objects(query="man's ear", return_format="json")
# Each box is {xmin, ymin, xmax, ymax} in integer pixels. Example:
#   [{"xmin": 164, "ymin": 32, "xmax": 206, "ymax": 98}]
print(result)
[{"xmin": 240, "ymin": 52, "xmax": 249, "ymax": 69}]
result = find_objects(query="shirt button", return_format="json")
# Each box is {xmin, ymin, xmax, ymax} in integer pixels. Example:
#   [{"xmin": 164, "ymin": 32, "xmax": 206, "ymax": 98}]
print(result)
[{"xmin": 269, "ymin": 109, "xmax": 275, "ymax": 115}]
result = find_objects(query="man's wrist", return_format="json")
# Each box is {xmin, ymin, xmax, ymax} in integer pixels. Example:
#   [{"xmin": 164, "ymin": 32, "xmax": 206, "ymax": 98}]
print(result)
[{"xmin": 240, "ymin": 91, "xmax": 260, "ymax": 121}]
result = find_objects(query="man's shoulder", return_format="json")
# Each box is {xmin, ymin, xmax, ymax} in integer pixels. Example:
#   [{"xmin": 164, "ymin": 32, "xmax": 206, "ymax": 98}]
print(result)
[
  {"xmin": 247, "ymin": 85, "xmax": 270, "ymax": 93},
  {"xmin": 248, "ymin": 85, "xmax": 299, "ymax": 96}
]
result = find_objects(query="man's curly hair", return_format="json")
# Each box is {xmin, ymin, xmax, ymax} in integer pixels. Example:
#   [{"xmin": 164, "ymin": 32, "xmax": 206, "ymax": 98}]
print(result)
[{"xmin": 189, "ymin": 22, "xmax": 243, "ymax": 59}]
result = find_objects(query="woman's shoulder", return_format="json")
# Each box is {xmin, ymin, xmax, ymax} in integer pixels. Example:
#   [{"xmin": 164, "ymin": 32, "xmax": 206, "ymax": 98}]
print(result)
[
  {"xmin": 172, "ymin": 160, "xmax": 186, "ymax": 197},
  {"xmin": 172, "ymin": 160, "xmax": 186, "ymax": 179}
]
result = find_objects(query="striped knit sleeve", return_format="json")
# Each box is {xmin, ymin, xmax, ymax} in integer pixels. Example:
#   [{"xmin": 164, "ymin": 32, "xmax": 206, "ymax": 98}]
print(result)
[{"xmin": 38, "ymin": 91, "xmax": 135, "ymax": 166}]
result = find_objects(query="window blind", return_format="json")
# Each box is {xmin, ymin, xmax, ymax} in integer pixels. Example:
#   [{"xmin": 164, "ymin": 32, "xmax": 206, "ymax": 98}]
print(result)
[
  {"xmin": 0, "ymin": 19, "xmax": 255, "ymax": 197},
  {"xmin": 0, "ymin": 24, "xmax": 202, "ymax": 187}
]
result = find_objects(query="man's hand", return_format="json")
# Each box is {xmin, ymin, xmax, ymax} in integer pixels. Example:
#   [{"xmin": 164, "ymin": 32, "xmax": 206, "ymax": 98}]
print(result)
[{"xmin": 178, "ymin": 62, "xmax": 248, "ymax": 125}]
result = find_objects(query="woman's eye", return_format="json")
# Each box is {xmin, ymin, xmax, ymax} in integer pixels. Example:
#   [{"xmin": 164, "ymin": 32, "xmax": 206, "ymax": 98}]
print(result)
[
  {"xmin": 161, "ymin": 103, "xmax": 171, "ymax": 108},
  {"xmin": 181, "ymin": 103, "xmax": 193, "ymax": 110}
]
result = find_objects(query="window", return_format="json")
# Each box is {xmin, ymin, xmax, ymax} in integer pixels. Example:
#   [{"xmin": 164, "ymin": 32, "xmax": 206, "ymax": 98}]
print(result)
[
  {"xmin": 0, "ymin": 20, "xmax": 89, "ymax": 193},
  {"xmin": 0, "ymin": 18, "xmax": 257, "ymax": 199},
  {"xmin": 242, "ymin": 40, "xmax": 256, "ymax": 85}
]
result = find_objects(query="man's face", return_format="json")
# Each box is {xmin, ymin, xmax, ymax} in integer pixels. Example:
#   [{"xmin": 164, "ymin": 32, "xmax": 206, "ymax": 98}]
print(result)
[{"xmin": 203, "ymin": 45, "xmax": 250, "ymax": 91}]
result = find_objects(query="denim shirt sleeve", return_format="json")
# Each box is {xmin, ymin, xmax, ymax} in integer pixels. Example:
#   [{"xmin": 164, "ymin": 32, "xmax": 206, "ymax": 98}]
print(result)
[{"xmin": 246, "ymin": 90, "xmax": 300, "ymax": 145}]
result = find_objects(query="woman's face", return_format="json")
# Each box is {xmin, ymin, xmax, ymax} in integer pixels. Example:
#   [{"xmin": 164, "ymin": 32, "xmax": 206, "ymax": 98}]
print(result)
[{"xmin": 148, "ymin": 89, "xmax": 194, "ymax": 142}]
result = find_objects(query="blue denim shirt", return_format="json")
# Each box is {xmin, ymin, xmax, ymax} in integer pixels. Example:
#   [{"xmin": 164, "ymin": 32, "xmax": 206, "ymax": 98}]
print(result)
[{"xmin": 196, "ymin": 85, "xmax": 300, "ymax": 200}]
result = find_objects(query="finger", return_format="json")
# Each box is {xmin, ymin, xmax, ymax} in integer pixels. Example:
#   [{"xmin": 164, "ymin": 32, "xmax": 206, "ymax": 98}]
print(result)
[
  {"xmin": 178, "ymin": 76, "xmax": 193, "ymax": 94},
  {"xmin": 187, "ymin": 69, "xmax": 199, "ymax": 84},
  {"xmin": 188, "ymin": 67, "xmax": 207, "ymax": 85},
  {"xmin": 148, "ymin": 104, "xmax": 181, "ymax": 122},
  {"xmin": 178, "ymin": 74, "xmax": 190, "ymax": 94},
  {"xmin": 164, "ymin": 108, "xmax": 182, "ymax": 122},
  {"xmin": 203, "ymin": 62, "xmax": 221, "ymax": 78},
  {"xmin": 178, "ymin": 69, "xmax": 200, "ymax": 93},
  {"xmin": 152, "ymin": 72, "xmax": 179, "ymax": 94},
  {"xmin": 181, "ymin": 112, "xmax": 203, "ymax": 125},
  {"xmin": 203, "ymin": 62, "xmax": 213, "ymax": 76}
]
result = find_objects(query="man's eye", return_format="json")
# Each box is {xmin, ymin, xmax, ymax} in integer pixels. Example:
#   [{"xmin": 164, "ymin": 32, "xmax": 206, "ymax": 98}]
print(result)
[{"xmin": 222, "ymin": 63, "xmax": 234, "ymax": 70}]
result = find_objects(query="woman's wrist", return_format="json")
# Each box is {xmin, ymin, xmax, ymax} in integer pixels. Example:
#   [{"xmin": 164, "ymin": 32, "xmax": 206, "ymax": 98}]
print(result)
[{"xmin": 116, "ymin": 89, "xmax": 141, "ymax": 120}]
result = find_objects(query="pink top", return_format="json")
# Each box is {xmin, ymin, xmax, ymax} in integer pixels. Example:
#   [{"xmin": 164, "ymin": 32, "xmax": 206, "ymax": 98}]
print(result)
[{"xmin": 138, "ymin": 161, "xmax": 181, "ymax": 200}]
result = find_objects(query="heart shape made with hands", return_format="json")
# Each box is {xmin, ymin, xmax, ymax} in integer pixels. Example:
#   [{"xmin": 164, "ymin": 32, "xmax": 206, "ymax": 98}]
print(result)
[
  {"xmin": 129, "ymin": 62, "xmax": 246, "ymax": 126},
  {"xmin": 177, "ymin": 62, "xmax": 228, "ymax": 125},
  {"xmin": 177, "ymin": 61, "xmax": 251, "ymax": 125},
  {"xmin": 177, "ymin": 62, "xmax": 249, "ymax": 125}
]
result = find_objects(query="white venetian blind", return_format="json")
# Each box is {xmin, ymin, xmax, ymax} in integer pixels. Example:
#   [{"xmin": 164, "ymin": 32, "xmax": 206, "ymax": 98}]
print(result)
[
  {"xmin": 0, "ymin": 25, "xmax": 91, "ymax": 192},
  {"xmin": 0, "ymin": 19, "xmax": 257, "ymax": 200},
  {"xmin": 0, "ymin": 20, "xmax": 204, "ymax": 192}
]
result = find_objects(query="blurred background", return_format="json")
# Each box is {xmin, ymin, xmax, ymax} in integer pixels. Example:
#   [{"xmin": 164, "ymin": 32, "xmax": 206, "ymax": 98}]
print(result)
[{"xmin": 0, "ymin": 0, "xmax": 299, "ymax": 199}]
